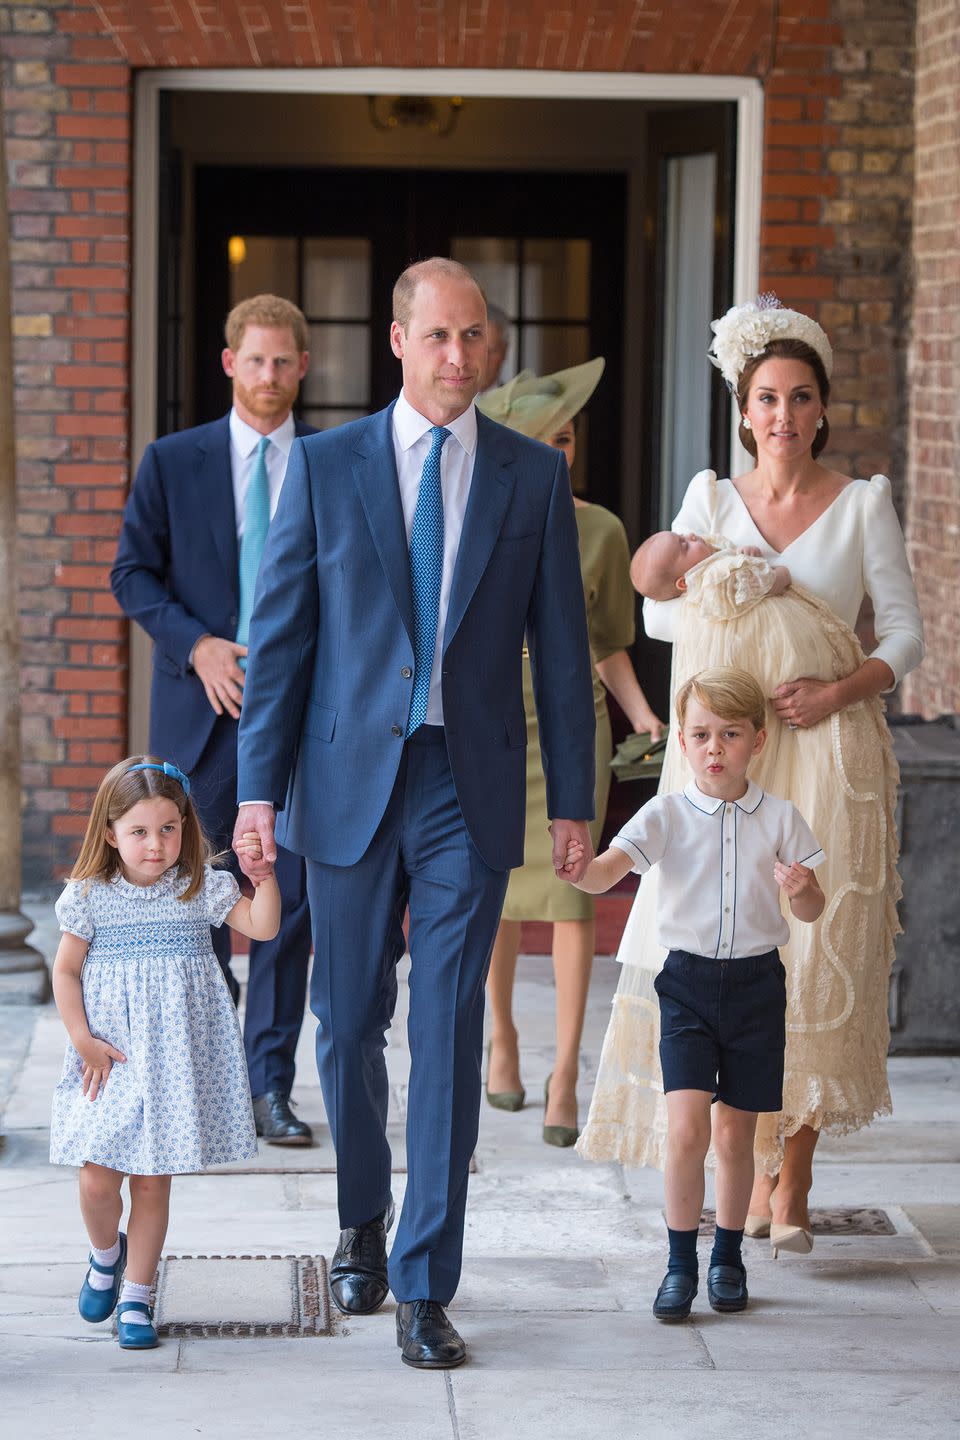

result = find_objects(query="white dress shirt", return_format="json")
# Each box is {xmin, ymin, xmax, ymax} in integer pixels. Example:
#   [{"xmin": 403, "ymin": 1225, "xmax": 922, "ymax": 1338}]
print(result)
[
  {"xmin": 643, "ymin": 470, "xmax": 924, "ymax": 688},
  {"xmin": 228, "ymin": 408, "xmax": 297, "ymax": 537},
  {"xmin": 610, "ymin": 779, "xmax": 825, "ymax": 959},
  {"xmin": 392, "ymin": 389, "xmax": 478, "ymax": 726}
]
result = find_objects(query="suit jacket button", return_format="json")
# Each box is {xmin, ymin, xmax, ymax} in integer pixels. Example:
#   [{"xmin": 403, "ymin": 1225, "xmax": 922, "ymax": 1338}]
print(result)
[
  {"xmin": 401, "ymin": 666, "xmax": 412, "ymax": 679},
  {"xmin": 391, "ymin": 724, "xmax": 403, "ymax": 737},
  {"xmin": 229, "ymin": 614, "xmax": 237, "ymax": 626}
]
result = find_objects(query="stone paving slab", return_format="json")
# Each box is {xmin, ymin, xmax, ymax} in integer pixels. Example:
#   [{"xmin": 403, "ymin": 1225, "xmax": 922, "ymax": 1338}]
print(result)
[
  {"xmin": 698, "ymin": 1311, "xmax": 960, "ymax": 1373},
  {"xmin": 904, "ymin": 1260, "xmax": 960, "ymax": 1314},
  {"xmin": 0, "ymin": 1371, "xmax": 452, "ymax": 1440},
  {"xmin": 817, "ymin": 1121, "xmax": 960, "ymax": 1163},
  {"xmin": 448, "ymin": 1370, "xmax": 960, "ymax": 1440},
  {"xmin": 452, "ymin": 1256, "xmax": 619, "ymax": 1312},
  {"xmin": 902, "ymin": 1204, "xmax": 960, "ymax": 1257}
]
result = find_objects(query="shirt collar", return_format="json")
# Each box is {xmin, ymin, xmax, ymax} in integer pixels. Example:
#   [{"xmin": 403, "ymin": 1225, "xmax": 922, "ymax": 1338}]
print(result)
[
  {"xmin": 394, "ymin": 389, "xmax": 477, "ymax": 457},
  {"xmin": 683, "ymin": 778, "xmax": 764, "ymax": 815},
  {"xmin": 229, "ymin": 407, "xmax": 296, "ymax": 459}
]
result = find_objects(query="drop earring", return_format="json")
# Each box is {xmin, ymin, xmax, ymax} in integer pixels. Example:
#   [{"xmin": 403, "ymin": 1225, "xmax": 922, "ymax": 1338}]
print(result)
[
  {"xmin": 741, "ymin": 416, "xmax": 752, "ymax": 431},
  {"xmin": 816, "ymin": 418, "xmax": 824, "ymax": 430}
]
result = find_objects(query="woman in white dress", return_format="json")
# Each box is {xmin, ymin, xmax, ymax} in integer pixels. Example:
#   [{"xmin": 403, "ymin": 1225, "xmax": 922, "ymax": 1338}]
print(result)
[{"xmin": 577, "ymin": 299, "xmax": 924, "ymax": 1253}]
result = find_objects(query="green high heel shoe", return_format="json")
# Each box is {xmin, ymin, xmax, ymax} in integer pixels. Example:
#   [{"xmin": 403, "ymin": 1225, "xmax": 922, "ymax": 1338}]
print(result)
[
  {"xmin": 542, "ymin": 1074, "xmax": 579, "ymax": 1148},
  {"xmin": 485, "ymin": 1041, "xmax": 525, "ymax": 1112}
]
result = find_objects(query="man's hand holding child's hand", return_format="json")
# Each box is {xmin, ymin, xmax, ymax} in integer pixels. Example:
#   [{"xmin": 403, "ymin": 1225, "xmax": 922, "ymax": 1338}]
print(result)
[{"xmin": 235, "ymin": 831, "xmax": 273, "ymax": 886}]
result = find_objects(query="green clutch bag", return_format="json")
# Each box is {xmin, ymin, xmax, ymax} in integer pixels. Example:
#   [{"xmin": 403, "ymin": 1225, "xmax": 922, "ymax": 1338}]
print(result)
[{"xmin": 610, "ymin": 728, "xmax": 670, "ymax": 781}]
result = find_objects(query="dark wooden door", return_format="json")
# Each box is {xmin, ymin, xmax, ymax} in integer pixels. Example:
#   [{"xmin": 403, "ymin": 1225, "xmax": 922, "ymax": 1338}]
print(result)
[{"xmin": 188, "ymin": 164, "xmax": 626, "ymax": 508}]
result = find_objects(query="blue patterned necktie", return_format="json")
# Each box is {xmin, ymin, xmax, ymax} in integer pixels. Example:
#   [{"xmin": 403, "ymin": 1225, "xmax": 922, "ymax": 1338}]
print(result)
[
  {"xmin": 406, "ymin": 425, "xmax": 450, "ymax": 735},
  {"xmin": 236, "ymin": 435, "xmax": 270, "ymax": 668}
]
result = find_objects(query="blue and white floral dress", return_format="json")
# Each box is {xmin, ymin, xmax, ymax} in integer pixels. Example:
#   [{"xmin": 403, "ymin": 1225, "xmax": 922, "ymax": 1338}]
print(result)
[{"xmin": 50, "ymin": 865, "xmax": 257, "ymax": 1175}]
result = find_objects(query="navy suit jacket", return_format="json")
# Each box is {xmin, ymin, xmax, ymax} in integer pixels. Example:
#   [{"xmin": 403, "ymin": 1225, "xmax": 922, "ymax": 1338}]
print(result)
[
  {"xmin": 111, "ymin": 413, "xmax": 316, "ymax": 775},
  {"xmin": 236, "ymin": 402, "xmax": 596, "ymax": 873}
]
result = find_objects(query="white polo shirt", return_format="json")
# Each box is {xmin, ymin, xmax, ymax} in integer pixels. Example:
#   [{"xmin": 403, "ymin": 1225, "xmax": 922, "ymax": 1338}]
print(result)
[{"xmin": 610, "ymin": 779, "xmax": 825, "ymax": 959}]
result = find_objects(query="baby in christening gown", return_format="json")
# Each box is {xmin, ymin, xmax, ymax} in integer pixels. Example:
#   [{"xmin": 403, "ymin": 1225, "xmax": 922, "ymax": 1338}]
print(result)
[{"xmin": 577, "ymin": 527, "xmax": 900, "ymax": 1175}]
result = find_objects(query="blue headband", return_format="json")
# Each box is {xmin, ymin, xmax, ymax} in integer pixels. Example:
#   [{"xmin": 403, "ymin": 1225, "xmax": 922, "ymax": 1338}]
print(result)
[{"xmin": 127, "ymin": 761, "xmax": 191, "ymax": 798}]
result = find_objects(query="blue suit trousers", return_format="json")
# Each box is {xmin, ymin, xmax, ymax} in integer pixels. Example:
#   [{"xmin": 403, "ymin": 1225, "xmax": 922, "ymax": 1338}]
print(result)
[{"xmin": 306, "ymin": 726, "xmax": 508, "ymax": 1305}]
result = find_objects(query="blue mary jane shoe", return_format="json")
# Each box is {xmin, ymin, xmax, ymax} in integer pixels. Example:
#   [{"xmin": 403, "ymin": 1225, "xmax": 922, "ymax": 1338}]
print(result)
[
  {"xmin": 78, "ymin": 1232, "xmax": 127, "ymax": 1324},
  {"xmin": 116, "ymin": 1300, "xmax": 159, "ymax": 1350}
]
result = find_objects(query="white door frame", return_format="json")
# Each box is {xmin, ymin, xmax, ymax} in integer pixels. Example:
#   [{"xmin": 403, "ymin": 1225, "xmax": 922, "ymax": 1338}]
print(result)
[{"xmin": 129, "ymin": 67, "xmax": 763, "ymax": 746}]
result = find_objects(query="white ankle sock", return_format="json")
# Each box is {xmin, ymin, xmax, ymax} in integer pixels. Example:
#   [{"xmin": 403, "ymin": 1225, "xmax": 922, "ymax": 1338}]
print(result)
[
  {"xmin": 87, "ymin": 1238, "xmax": 121, "ymax": 1291},
  {"xmin": 119, "ymin": 1279, "xmax": 153, "ymax": 1322}
]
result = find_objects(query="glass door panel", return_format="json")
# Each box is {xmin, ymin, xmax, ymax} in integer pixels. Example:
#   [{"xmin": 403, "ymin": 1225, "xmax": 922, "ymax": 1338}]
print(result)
[{"xmin": 659, "ymin": 153, "xmax": 718, "ymax": 525}]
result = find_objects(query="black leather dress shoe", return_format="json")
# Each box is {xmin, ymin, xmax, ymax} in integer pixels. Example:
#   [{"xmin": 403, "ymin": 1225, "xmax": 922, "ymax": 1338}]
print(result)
[
  {"xmin": 329, "ymin": 1199, "xmax": 395, "ymax": 1316},
  {"xmin": 652, "ymin": 1270, "xmax": 698, "ymax": 1322},
  {"xmin": 707, "ymin": 1263, "xmax": 748, "ymax": 1313},
  {"xmin": 252, "ymin": 1091, "xmax": 313, "ymax": 1146},
  {"xmin": 396, "ymin": 1300, "xmax": 466, "ymax": 1369}
]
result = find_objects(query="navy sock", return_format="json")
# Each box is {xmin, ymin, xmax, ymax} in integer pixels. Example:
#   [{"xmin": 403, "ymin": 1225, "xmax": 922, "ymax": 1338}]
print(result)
[
  {"xmin": 666, "ymin": 1225, "xmax": 699, "ymax": 1277},
  {"xmin": 710, "ymin": 1224, "xmax": 744, "ymax": 1271}
]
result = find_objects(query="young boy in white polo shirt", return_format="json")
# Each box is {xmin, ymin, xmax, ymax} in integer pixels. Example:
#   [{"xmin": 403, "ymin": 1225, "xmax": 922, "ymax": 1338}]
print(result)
[{"xmin": 564, "ymin": 666, "xmax": 824, "ymax": 1321}]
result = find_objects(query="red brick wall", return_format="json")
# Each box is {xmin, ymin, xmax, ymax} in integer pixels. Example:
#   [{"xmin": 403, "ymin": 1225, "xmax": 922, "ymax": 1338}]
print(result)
[
  {"xmin": 2, "ymin": 4, "xmax": 131, "ymax": 879},
  {"xmin": 1, "ymin": 0, "xmax": 924, "ymax": 884},
  {"xmin": 902, "ymin": 0, "xmax": 960, "ymax": 717}
]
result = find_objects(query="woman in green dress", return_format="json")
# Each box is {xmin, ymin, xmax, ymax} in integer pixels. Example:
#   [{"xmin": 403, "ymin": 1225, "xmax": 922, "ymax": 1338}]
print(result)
[{"xmin": 477, "ymin": 360, "xmax": 664, "ymax": 1143}]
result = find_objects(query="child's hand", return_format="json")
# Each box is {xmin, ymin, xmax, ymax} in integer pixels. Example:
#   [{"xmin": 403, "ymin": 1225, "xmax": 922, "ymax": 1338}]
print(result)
[
  {"xmin": 559, "ymin": 838, "xmax": 586, "ymax": 877},
  {"xmin": 77, "ymin": 1037, "xmax": 126, "ymax": 1102},
  {"xmin": 236, "ymin": 831, "xmax": 274, "ymax": 885},
  {"xmin": 774, "ymin": 860, "xmax": 814, "ymax": 898},
  {"xmin": 738, "ymin": 544, "xmax": 763, "ymax": 557}
]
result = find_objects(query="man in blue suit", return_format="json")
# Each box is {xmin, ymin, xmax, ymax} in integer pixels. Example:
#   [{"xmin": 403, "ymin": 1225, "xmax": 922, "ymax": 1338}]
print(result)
[
  {"xmin": 111, "ymin": 294, "xmax": 316, "ymax": 1147},
  {"xmin": 234, "ymin": 260, "xmax": 596, "ymax": 1367}
]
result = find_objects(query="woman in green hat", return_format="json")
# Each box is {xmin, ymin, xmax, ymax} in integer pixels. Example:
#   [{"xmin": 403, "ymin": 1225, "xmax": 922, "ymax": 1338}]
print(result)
[{"xmin": 477, "ymin": 359, "xmax": 664, "ymax": 1144}]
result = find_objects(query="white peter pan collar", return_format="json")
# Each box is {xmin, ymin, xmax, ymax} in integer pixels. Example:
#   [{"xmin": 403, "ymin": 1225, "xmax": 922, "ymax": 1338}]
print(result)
[{"xmin": 683, "ymin": 778, "xmax": 765, "ymax": 816}]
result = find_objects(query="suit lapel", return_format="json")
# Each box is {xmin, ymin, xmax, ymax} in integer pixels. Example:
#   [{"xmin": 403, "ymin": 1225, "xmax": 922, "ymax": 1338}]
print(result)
[
  {"xmin": 443, "ymin": 412, "xmax": 515, "ymax": 653},
  {"xmin": 351, "ymin": 404, "xmax": 415, "ymax": 644},
  {"xmin": 198, "ymin": 417, "xmax": 239, "ymax": 602}
]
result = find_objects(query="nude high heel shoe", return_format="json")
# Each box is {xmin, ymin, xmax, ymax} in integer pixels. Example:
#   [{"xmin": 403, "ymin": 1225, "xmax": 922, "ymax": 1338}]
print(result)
[{"xmin": 770, "ymin": 1223, "xmax": 814, "ymax": 1260}]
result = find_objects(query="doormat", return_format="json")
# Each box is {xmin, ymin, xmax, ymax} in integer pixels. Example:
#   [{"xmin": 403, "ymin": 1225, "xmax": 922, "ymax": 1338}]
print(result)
[
  {"xmin": 698, "ymin": 1207, "xmax": 896, "ymax": 1237},
  {"xmin": 154, "ymin": 1254, "xmax": 330, "ymax": 1337}
]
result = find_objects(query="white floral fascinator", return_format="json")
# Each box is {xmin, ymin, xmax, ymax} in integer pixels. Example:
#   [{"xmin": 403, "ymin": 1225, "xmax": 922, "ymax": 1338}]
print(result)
[{"xmin": 708, "ymin": 293, "xmax": 833, "ymax": 392}]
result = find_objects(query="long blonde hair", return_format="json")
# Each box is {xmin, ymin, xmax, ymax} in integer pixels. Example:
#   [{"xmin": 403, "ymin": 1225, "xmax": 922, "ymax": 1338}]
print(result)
[{"xmin": 71, "ymin": 755, "xmax": 210, "ymax": 901}]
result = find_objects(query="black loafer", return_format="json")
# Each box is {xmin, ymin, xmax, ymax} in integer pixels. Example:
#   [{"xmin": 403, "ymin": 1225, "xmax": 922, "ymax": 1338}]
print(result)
[
  {"xmin": 707, "ymin": 1263, "xmax": 748, "ymax": 1313},
  {"xmin": 652, "ymin": 1270, "xmax": 698, "ymax": 1322},
  {"xmin": 329, "ymin": 1198, "xmax": 395, "ymax": 1315},
  {"xmin": 252, "ymin": 1091, "xmax": 313, "ymax": 1147},
  {"xmin": 396, "ymin": 1300, "xmax": 466, "ymax": 1369}
]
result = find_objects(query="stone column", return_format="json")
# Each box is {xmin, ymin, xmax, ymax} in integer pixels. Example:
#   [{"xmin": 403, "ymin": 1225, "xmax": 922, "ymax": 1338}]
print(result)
[{"xmin": 0, "ymin": 121, "xmax": 48, "ymax": 1002}]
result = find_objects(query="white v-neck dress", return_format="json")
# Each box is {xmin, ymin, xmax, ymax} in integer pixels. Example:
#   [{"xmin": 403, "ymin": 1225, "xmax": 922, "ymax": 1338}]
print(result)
[
  {"xmin": 642, "ymin": 470, "xmax": 923, "ymax": 682},
  {"xmin": 578, "ymin": 471, "xmax": 924, "ymax": 1175}
]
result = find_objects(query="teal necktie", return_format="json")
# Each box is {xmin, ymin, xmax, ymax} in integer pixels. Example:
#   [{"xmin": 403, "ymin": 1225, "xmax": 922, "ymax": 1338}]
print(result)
[
  {"xmin": 406, "ymin": 426, "xmax": 450, "ymax": 735},
  {"xmin": 236, "ymin": 435, "xmax": 270, "ymax": 667}
]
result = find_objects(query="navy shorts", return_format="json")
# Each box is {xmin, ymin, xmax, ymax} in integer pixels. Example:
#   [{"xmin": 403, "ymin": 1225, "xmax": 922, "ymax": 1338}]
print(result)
[{"xmin": 654, "ymin": 948, "xmax": 786, "ymax": 1113}]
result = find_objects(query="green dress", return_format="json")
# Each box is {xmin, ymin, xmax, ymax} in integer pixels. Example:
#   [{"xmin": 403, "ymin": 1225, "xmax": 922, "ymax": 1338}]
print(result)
[{"xmin": 501, "ymin": 503, "xmax": 636, "ymax": 922}]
